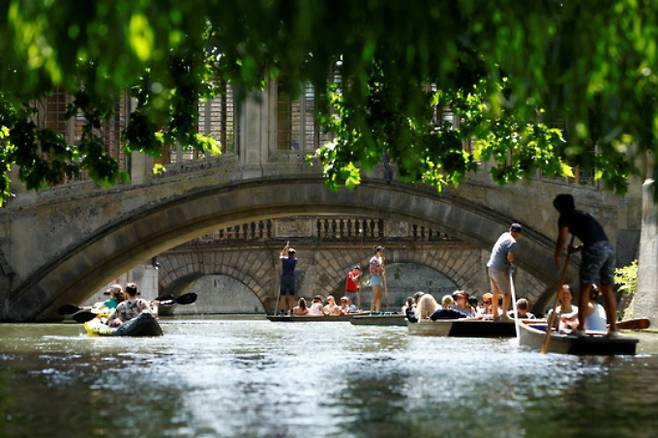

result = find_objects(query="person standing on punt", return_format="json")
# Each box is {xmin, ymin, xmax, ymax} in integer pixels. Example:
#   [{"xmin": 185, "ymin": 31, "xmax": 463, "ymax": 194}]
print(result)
[
  {"xmin": 345, "ymin": 265, "xmax": 362, "ymax": 309},
  {"xmin": 278, "ymin": 241, "xmax": 297, "ymax": 315},
  {"xmin": 553, "ymin": 194, "xmax": 618, "ymax": 337},
  {"xmin": 369, "ymin": 246, "xmax": 385, "ymax": 312},
  {"xmin": 486, "ymin": 223, "xmax": 523, "ymax": 320}
]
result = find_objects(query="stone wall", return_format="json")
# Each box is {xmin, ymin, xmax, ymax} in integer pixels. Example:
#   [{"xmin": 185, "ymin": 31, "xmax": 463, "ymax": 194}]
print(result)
[{"xmin": 173, "ymin": 275, "xmax": 265, "ymax": 314}]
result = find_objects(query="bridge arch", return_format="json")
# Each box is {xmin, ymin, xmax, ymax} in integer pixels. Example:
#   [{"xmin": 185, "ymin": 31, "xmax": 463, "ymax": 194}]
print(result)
[
  {"xmin": 158, "ymin": 261, "xmax": 270, "ymax": 308},
  {"xmin": 7, "ymin": 176, "xmax": 559, "ymax": 321}
]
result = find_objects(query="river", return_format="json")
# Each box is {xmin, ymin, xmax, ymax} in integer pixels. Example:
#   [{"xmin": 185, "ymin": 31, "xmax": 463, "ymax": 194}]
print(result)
[{"xmin": 1, "ymin": 317, "xmax": 658, "ymax": 437}]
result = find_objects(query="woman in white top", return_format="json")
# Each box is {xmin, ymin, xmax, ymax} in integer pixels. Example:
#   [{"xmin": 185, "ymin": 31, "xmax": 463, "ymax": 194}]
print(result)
[
  {"xmin": 547, "ymin": 284, "xmax": 578, "ymax": 332},
  {"xmin": 369, "ymin": 246, "xmax": 385, "ymax": 312},
  {"xmin": 307, "ymin": 295, "xmax": 325, "ymax": 316},
  {"xmin": 584, "ymin": 286, "xmax": 608, "ymax": 331}
]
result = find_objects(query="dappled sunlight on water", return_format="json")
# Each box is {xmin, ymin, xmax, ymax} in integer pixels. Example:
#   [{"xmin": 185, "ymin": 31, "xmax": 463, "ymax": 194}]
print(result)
[{"xmin": 1, "ymin": 319, "xmax": 658, "ymax": 437}]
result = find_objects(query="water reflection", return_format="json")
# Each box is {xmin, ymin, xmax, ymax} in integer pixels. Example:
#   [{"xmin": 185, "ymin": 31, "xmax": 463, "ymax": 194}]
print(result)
[{"xmin": 1, "ymin": 319, "xmax": 658, "ymax": 437}]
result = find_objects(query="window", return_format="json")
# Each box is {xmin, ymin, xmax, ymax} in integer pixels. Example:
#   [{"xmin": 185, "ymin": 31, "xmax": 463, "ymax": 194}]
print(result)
[
  {"xmin": 164, "ymin": 81, "xmax": 238, "ymax": 165},
  {"xmin": 198, "ymin": 80, "xmax": 237, "ymax": 154},
  {"xmin": 277, "ymin": 81, "xmax": 334, "ymax": 151}
]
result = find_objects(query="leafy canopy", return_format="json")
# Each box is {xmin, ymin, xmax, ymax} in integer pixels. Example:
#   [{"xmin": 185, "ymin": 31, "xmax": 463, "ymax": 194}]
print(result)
[{"xmin": 1, "ymin": 0, "xmax": 657, "ymax": 206}]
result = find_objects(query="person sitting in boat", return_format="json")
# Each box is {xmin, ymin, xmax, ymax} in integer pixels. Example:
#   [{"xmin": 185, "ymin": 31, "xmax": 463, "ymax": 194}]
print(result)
[
  {"xmin": 453, "ymin": 290, "xmax": 477, "ymax": 317},
  {"xmin": 103, "ymin": 284, "xmax": 124, "ymax": 309},
  {"xmin": 584, "ymin": 285, "xmax": 607, "ymax": 331},
  {"xmin": 547, "ymin": 284, "xmax": 579, "ymax": 332},
  {"xmin": 323, "ymin": 295, "xmax": 343, "ymax": 315},
  {"xmin": 415, "ymin": 293, "xmax": 440, "ymax": 320},
  {"xmin": 429, "ymin": 295, "xmax": 468, "ymax": 320},
  {"xmin": 340, "ymin": 296, "xmax": 357, "ymax": 313},
  {"xmin": 402, "ymin": 296, "xmax": 418, "ymax": 323},
  {"xmin": 108, "ymin": 283, "xmax": 157, "ymax": 327},
  {"xmin": 307, "ymin": 295, "xmax": 325, "ymax": 316},
  {"xmin": 468, "ymin": 296, "xmax": 481, "ymax": 315},
  {"xmin": 508, "ymin": 298, "xmax": 536, "ymax": 319},
  {"xmin": 93, "ymin": 284, "xmax": 124, "ymax": 312},
  {"xmin": 478, "ymin": 292, "xmax": 494, "ymax": 318},
  {"xmin": 292, "ymin": 297, "xmax": 309, "ymax": 316}
]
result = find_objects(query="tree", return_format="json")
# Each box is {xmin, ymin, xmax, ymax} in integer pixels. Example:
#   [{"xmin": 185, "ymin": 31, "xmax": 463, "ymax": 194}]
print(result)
[{"xmin": 0, "ymin": 1, "xmax": 656, "ymax": 206}]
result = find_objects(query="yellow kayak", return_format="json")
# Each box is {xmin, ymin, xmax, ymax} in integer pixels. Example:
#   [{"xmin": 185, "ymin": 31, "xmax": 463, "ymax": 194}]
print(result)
[{"xmin": 83, "ymin": 312, "xmax": 163, "ymax": 337}]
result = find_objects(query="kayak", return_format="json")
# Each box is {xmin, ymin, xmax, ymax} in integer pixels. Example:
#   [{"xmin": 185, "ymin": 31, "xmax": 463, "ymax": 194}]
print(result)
[
  {"xmin": 350, "ymin": 313, "xmax": 406, "ymax": 326},
  {"xmin": 518, "ymin": 320, "xmax": 638, "ymax": 355},
  {"xmin": 267, "ymin": 312, "xmax": 368, "ymax": 322},
  {"xmin": 408, "ymin": 319, "xmax": 517, "ymax": 338},
  {"xmin": 84, "ymin": 312, "xmax": 163, "ymax": 337}
]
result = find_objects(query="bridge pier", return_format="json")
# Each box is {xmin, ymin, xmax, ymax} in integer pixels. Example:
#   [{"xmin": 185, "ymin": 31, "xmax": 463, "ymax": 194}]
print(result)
[{"xmin": 632, "ymin": 179, "xmax": 658, "ymax": 325}]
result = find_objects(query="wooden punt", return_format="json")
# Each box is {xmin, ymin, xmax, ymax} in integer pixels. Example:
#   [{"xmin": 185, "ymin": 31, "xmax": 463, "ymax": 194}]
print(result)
[
  {"xmin": 267, "ymin": 312, "xmax": 368, "ymax": 322},
  {"xmin": 350, "ymin": 313, "xmax": 406, "ymax": 326},
  {"xmin": 408, "ymin": 318, "xmax": 517, "ymax": 338},
  {"xmin": 518, "ymin": 320, "xmax": 638, "ymax": 355}
]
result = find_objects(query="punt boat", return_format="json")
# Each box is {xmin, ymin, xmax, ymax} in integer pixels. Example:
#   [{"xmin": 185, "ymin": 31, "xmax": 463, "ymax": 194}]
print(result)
[
  {"xmin": 518, "ymin": 320, "xmax": 638, "ymax": 355},
  {"xmin": 407, "ymin": 318, "xmax": 517, "ymax": 337},
  {"xmin": 267, "ymin": 312, "xmax": 368, "ymax": 322},
  {"xmin": 349, "ymin": 313, "xmax": 406, "ymax": 326}
]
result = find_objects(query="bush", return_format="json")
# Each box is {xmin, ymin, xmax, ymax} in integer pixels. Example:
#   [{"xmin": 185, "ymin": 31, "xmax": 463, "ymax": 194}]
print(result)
[{"xmin": 614, "ymin": 260, "xmax": 638, "ymax": 295}]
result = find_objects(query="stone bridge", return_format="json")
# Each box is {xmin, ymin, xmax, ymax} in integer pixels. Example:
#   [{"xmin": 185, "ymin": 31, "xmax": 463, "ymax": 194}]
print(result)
[{"xmin": 0, "ymin": 154, "xmax": 637, "ymax": 321}]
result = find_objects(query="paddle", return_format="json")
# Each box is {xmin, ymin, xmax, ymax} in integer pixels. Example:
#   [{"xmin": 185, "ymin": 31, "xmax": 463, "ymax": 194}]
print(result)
[
  {"xmin": 273, "ymin": 241, "xmax": 289, "ymax": 316},
  {"xmin": 58, "ymin": 304, "xmax": 86, "ymax": 315},
  {"xmin": 155, "ymin": 294, "xmax": 175, "ymax": 302},
  {"xmin": 159, "ymin": 292, "xmax": 197, "ymax": 306},
  {"xmin": 69, "ymin": 293, "xmax": 198, "ymax": 323},
  {"xmin": 509, "ymin": 269, "xmax": 520, "ymax": 339},
  {"xmin": 616, "ymin": 318, "xmax": 651, "ymax": 330},
  {"xmin": 541, "ymin": 235, "xmax": 576, "ymax": 354},
  {"xmin": 72, "ymin": 310, "xmax": 100, "ymax": 323}
]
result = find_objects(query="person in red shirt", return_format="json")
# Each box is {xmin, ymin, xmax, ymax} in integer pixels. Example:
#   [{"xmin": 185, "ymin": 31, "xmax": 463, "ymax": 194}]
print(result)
[{"xmin": 345, "ymin": 265, "xmax": 362, "ymax": 309}]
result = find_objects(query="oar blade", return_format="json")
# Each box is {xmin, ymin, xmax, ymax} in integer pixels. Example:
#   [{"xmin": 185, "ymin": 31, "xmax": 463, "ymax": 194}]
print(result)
[
  {"xmin": 175, "ymin": 293, "xmax": 198, "ymax": 305},
  {"xmin": 58, "ymin": 304, "xmax": 81, "ymax": 315},
  {"xmin": 617, "ymin": 318, "xmax": 651, "ymax": 330},
  {"xmin": 72, "ymin": 310, "xmax": 98, "ymax": 323}
]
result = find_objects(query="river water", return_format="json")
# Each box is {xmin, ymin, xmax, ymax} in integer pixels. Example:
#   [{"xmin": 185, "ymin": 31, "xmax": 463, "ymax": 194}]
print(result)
[{"xmin": 1, "ymin": 317, "xmax": 658, "ymax": 438}]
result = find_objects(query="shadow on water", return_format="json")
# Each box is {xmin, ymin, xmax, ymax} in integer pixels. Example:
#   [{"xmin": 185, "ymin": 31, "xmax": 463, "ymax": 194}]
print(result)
[{"xmin": 1, "ymin": 320, "xmax": 658, "ymax": 437}]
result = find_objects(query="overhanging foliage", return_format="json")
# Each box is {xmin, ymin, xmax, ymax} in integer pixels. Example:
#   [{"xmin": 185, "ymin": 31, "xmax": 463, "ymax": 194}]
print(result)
[{"xmin": 0, "ymin": 1, "xmax": 656, "ymax": 205}]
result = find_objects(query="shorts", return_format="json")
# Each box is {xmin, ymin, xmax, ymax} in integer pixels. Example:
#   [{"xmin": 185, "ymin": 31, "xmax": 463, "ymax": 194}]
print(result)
[
  {"xmin": 488, "ymin": 267, "xmax": 511, "ymax": 295},
  {"xmin": 346, "ymin": 292, "xmax": 359, "ymax": 304},
  {"xmin": 280, "ymin": 274, "xmax": 296, "ymax": 296},
  {"xmin": 369, "ymin": 274, "xmax": 382, "ymax": 287},
  {"xmin": 581, "ymin": 241, "xmax": 615, "ymax": 286}
]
